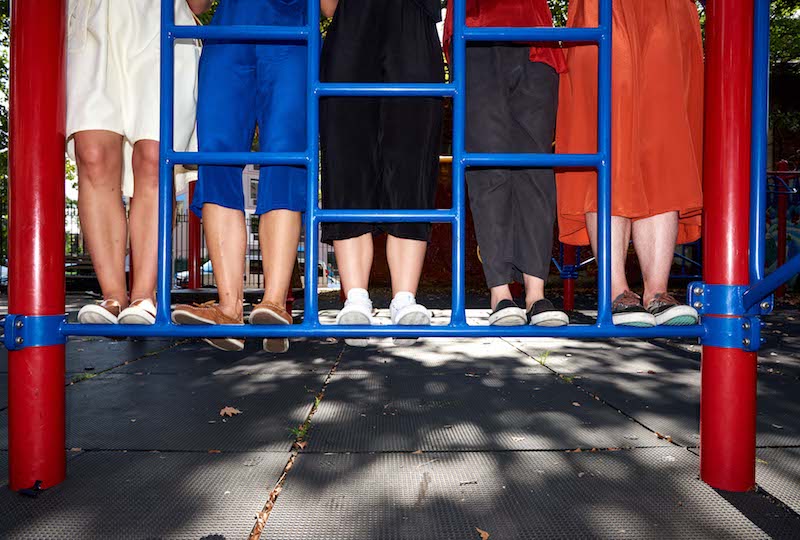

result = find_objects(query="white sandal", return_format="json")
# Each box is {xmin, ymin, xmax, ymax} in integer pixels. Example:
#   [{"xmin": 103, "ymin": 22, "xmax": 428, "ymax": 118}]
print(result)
[
  {"xmin": 118, "ymin": 298, "xmax": 157, "ymax": 325},
  {"xmin": 78, "ymin": 299, "xmax": 122, "ymax": 325}
]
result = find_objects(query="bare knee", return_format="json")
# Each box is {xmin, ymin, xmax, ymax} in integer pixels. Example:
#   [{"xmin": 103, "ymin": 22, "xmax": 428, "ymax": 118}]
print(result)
[
  {"xmin": 132, "ymin": 141, "xmax": 160, "ymax": 192},
  {"xmin": 75, "ymin": 140, "xmax": 122, "ymax": 190}
]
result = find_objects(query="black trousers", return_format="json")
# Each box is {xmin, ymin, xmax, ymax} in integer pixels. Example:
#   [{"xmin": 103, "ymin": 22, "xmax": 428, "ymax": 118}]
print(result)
[
  {"xmin": 466, "ymin": 44, "xmax": 559, "ymax": 288},
  {"xmin": 319, "ymin": 0, "xmax": 444, "ymax": 244}
]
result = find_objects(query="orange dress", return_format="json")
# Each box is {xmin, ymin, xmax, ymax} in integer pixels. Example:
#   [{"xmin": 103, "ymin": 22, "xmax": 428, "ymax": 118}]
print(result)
[{"xmin": 555, "ymin": 0, "xmax": 704, "ymax": 246}]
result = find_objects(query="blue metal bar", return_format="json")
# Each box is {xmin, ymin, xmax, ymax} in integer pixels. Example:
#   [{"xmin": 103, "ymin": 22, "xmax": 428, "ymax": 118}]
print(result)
[
  {"xmin": 596, "ymin": 0, "xmax": 614, "ymax": 325},
  {"xmin": 167, "ymin": 151, "xmax": 308, "ymax": 166},
  {"xmin": 463, "ymin": 27, "xmax": 603, "ymax": 42},
  {"xmin": 60, "ymin": 322, "xmax": 704, "ymax": 340},
  {"xmin": 313, "ymin": 209, "xmax": 457, "ymax": 224},
  {"xmin": 316, "ymin": 83, "xmax": 456, "ymax": 97},
  {"xmin": 451, "ymin": 0, "xmax": 468, "ymax": 325},
  {"xmin": 749, "ymin": 0, "xmax": 771, "ymax": 283},
  {"xmin": 304, "ymin": 0, "xmax": 320, "ymax": 326},
  {"xmin": 464, "ymin": 152, "xmax": 601, "ymax": 168},
  {"xmin": 743, "ymin": 253, "xmax": 800, "ymax": 310},
  {"xmin": 170, "ymin": 25, "xmax": 309, "ymax": 41},
  {"xmin": 156, "ymin": 1, "xmax": 176, "ymax": 324}
]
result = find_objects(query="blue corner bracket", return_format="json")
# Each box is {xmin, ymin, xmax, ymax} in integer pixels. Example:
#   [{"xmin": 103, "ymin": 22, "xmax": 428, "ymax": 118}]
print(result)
[
  {"xmin": 4, "ymin": 315, "xmax": 68, "ymax": 351},
  {"xmin": 688, "ymin": 282, "xmax": 771, "ymax": 351}
]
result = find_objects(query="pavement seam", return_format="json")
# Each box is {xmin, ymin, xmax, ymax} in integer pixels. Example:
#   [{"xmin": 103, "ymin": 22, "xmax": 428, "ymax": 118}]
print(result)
[
  {"xmin": 502, "ymin": 338, "xmax": 690, "ymax": 451},
  {"xmin": 248, "ymin": 341, "xmax": 346, "ymax": 540}
]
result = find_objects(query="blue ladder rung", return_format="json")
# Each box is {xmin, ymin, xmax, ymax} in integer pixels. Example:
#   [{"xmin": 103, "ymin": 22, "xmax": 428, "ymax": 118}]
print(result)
[
  {"xmin": 315, "ymin": 83, "xmax": 457, "ymax": 97},
  {"xmin": 167, "ymin": 151, "xmax": 309, "ymax": 166},
  {"xmin": 169, "ymin": 25, "xmax": 310, "ymax": 42},
  {"xmin": 464, "ymin": 153, "xmax": 602, "ymax": 168},
  {"xmin": 313, "ymin": 209, "xmax": 457, "ymax": 224},
  {"xmin": 463, "ymin": 27, "xmax": 606, "ymax": 43}
]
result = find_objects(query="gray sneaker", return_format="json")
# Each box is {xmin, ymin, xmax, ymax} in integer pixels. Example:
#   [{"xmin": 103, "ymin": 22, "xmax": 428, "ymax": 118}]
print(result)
[
  {"xmin": 611, "ymin": 291, "xmax": 656, "ymax": 327},
  {"xmin": 646, "ymin": 293, "xmax": 699, "ymax": 326}
]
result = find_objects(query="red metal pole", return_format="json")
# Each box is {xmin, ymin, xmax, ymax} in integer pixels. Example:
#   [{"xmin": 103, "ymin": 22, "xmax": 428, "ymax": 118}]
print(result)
[
  {"xmin": 188, "ymin": 182, "xmax": 201, "ymax": 289},
  {"xmin": 700, "ymin": 0, "xmax": 757, "ymax": 492},
  {"xmin": 8, "ymin": 1, "xmax": 68, "ymax": 490},
  {"xmin": 563, "ymin": 244, "xmax": 576, "ymax": 312},
  {"xmin": 776, "ymin": 160, "xmax": 789, "ymax": 298}
]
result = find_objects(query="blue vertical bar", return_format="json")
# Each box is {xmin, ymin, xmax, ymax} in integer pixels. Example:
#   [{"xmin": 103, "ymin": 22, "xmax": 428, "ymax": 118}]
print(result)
[
  {"xmin": 305, "ymin": 0, "xmax": 321, "ymax": 326},
  {"xmin": 596, "ymin": 0, "xmax": 613, "ymax": 324},
  {"xmin": 451, "ymin": 0, "xmax": 467, "ymax": 325},
  {"xmin": 156, "ymin": 0, "xmax": 176, "ymax": 324},
  {"xmin": 749, "ymin": 0, "xmax": 770, "ymax": 283}
]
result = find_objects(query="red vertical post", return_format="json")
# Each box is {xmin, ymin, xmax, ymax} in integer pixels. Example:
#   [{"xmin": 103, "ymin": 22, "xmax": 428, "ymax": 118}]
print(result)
[
  {"xmin": 776, "ymin": 160, "xmax": 789, "ymax": 298},
  {"xmin": 700, "ymin": 0, "xmax": 757, "ymax": 492},
  {"xmin": 188, "ymin": 182, "xmax": 202, "ymax": 288},
  {"xmin": 563, "ymin": 244, "xmax": 576, "ymax": 312},
  {"xmin": 8, "ymin": 1, "xmax": 68, "ymax": 490}
]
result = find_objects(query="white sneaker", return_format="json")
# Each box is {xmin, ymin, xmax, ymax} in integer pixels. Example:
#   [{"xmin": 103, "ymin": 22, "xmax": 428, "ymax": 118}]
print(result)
[
  {"xmin": 78, "ymin": 299, "xmax": 121, "ymax": 325},
  {"xmin": 390, "ymin": 292, "xmax": 431, "ymax": 346},
  {"xmin": 336, "ymin": 288, "xmax": 374, "ymax": 347},
  {"xmin": 118, "ymin": 298, "xmax": 157, "ymax": 325}
]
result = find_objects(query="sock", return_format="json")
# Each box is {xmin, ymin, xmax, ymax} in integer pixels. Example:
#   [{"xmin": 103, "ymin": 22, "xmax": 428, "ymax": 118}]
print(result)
[
  {"xmin": 347, "ymin": 288, "xmax": 371, "ymax": 303},
  {"xmin": 391, "ymin": 291, "xmax": 416, "ymax": 311}
]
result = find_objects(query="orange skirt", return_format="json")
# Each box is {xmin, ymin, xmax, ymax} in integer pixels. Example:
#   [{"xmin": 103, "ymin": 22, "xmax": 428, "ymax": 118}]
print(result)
[{"xmin": 555, "ymin": 0, "xmax": 704, "ymax": 246}]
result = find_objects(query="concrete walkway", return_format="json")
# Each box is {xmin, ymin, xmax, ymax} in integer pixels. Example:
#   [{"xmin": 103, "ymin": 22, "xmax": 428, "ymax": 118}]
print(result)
[{"xmin": 0, "ymin": 301, "xmax": 799, "ymax": 539}]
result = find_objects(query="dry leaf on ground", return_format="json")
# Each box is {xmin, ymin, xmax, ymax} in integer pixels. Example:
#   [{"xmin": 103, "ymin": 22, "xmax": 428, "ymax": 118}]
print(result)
[
  {"xmin": 572, "ymin": 402, "xmax": 581, "ymax": 407},
  {"xmin": 476, "ymin": 527, "xmax": 491, "ymax": 540},
  {"xmin": 220, "ymin": 406, "xmax": 242, "ymax": 417}
]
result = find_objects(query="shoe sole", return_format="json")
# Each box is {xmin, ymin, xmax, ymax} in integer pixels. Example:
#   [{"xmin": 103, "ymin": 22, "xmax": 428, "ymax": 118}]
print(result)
[
  {"xmin": 118, "ymin": 311, "xmax": 156, "ymax": 325},
  {"xmin": 250, "ymin": 309, "xmax": 291, "ymax": 354},
  {"xmin": 337, "ymin": 311, "xmax": 372, "ymax": 347},
  {"xmin": 489, "ymin": 307, "xmax": 527, "ymax": 327},
  {"xmin": 78, "ymin": 305, "xmax": 118, "ymax": 325},
  {"xmin": 612, "ymin": 312, "xmax": 656, "ymax": 327},
  {"xmin": 393, "ymin": 310, "xmax": 431, "ymax": 346},
  {"xmin": 529, "ymin": 311, "xmax": 570, "ymax": 327},
  {"xmin": 655, "ymin": 306, "xmax": 699, "ymax": 326},
  {"xmin": 171, "ymin": 311, "xmax": 244, "ymax": 352}
]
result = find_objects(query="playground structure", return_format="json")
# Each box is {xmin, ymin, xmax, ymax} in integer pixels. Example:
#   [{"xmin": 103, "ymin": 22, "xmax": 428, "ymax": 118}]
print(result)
[{"xmin": 5, "ymin": 0, "xmax": 799, "ymax": 499}]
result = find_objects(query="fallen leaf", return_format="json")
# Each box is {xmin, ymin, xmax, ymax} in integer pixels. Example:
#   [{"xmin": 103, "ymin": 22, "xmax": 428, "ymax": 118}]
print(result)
[
  {"xmin": 476, "ymin": 528, "xmax": 491, "ymax": 540},
  {"xmin": 220, "ymin": 406, "xmax": 242, "ymax": 417},
  {"xmin": 647, "ymin": 370, "xmax": 656, "ymax": 374},
  {"xmin": 459, "ymin": 480, "xmax": 478, "ymax": 486},
  {"xmin": 295, "ymin": 441, "xmax": 308, "ymax": 450},
  {"xmin": 208, "ymin": 449, "xmax": 222, "ymax": 454},
  {"xmin": 577, "ymin": 472, "xmax": 586, "ymax": 478},
  {"xmin": 70, "ymin": 447, "xmax": 82, "ymax": 452},
  {"xmin": 756, "ymin": 458, "xmax": 769, "ymax": 465},
  {"xmin": 771, "ymin": 424, "xmax": 784, "ymax": 430},
  {"xmin": 572, "ymin": 402, "xmax": 581, "ymax": 407},
  {"xmin": 412, "ymin": 450, "xmax": 424, "ymax": 455}
]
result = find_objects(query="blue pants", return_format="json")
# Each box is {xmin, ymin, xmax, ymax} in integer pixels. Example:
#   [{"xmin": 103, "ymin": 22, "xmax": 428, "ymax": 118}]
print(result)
[{"xmin": 191, "ymin": 40, "xmax": 307, "ymax": 217}]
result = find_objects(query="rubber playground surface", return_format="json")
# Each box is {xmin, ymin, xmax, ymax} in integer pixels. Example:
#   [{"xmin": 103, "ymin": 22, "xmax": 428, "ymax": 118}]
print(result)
[{"xmin": 1, "ymin": 292, "xmax": 799, "ymax": 539}]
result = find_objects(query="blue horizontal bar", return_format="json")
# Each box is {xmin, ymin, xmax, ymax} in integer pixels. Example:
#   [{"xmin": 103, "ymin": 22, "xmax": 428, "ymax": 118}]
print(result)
[
  {"xmin": 315, "ymin": 83, "xmax": 457, "ymax": 97},
  {"xmin": 169, "ymin": 25, "xmax": 309, "ymax": 42},
  {"xmin": 61, "ymin": 322, "xmax": 704, "ymax": 339},
  {"xmin": 743, "ymin": 252, "xmax": 800, "ymax": 310},
  {"xmin": 313, "ymin": 209, "xmax": 457, "ymax": 223},
  {"xmin": 463, "ymin": 27, "xmax": 605, "ymax": 43},
  {"xmin": 167, "ymin": 151, "xmax": 308, "ymax": 166},
  {"xmin": 464, "ymin": 153, "xmax": 602, "ymax": 168}
]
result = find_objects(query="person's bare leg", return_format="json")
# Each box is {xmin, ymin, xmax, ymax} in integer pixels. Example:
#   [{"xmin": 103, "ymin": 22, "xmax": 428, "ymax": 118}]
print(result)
[
  {"xmin": 129, "ymin": 140, "xmax": 160, "ymax": 302},
  {"xmin": 386, "ymin": 235, "xmax": 427, "ymax": 296},
  {"xmin": 259, "ymin": 210, "xmax": 301, "ymax": 305},
  {"xmin": 334, "ymin": 233, "xmax": 374, "ymax": 296},
  {"xmin": 74, "ymin": 130, "xmax": 128, "ymax": 307},
  {"xmin": 586, "ymin": 212, "xmax": 632, "ymax": 300},
  {"xmin": 490, "ymin": 284, "xmax": 513, "ymax": 311},
  {"xmin": 522, "ymin": 274, "xmax": 545, "ymax": 311},
  {"xmin": 203, "ymin": 203, "xmax": 246, "ymax": 320},
  {"xmin": 631, "ymin": 211, "xmax": 679, "ymax": 306}
]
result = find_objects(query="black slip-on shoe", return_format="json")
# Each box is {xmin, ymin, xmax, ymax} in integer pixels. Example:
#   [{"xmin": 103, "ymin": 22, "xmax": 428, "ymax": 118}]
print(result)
[
  {"xmin": 527, "ymin": 298, "xmax": 569, "ymax": 327},
  {"xmin": 489, "ymin": 299, "xmax": 528, "ymax": 326}
]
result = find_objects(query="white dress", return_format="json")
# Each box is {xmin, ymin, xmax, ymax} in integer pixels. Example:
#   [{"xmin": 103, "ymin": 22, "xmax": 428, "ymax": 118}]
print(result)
[{"xmin": 66, "ymin": 0, "xmax": 200, "ymax": 197}]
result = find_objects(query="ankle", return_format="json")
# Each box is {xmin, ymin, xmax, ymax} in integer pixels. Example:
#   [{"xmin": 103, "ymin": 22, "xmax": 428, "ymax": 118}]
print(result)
[{"xmin": 218, "ymin": 300, "xmax": 243, "ymax": 320}]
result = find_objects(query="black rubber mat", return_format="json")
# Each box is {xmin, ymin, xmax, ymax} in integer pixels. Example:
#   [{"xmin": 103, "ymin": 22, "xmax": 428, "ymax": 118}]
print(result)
[
  {"xmin": 264, "ymin": 448, "xmax": 771, "ymax": 539},
  {"xmin": 308, "ymin": 368, "xmax": 668, "ymax": 452},
  {"xmin": 0, "ymin": 450, "xmax": 286, "ymax": 539},
  {"xmin": 757, "ymin": 448, "xmax": 800, "ymax": 515},
  {"xmin": 113, "ymin": 337, "xmax": 342, "ymax": 377},
  {"xmin": 567, "ymin": 369, "xmax": 800, "ymax": 447},
  {"xmin": 0, "ymin": 450, "xmax": 6, "ymax": 486},
  {"xmin": 0, "ymin": 367, "xmax": 325, "ymax": 452}
]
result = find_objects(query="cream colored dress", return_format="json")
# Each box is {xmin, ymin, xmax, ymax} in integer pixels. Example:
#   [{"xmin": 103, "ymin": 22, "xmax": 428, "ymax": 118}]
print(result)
[{"xmin": 66, "ymin": 0, "xmax": 200, "ymax": 197}]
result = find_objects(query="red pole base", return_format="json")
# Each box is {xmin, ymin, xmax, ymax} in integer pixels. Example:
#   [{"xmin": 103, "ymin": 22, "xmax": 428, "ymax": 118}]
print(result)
[
  {"xmin": 700, "ymin": 344, "xmax": 757, "ymax": 492},
  {"xmin": 8, "ymin": 345, "xmax": 66, "ymax": 491},
  {"xmin": 188, "ymin": 183, "xmax": 202, "ymax": 290},
  {"xmin": 563, "ymin": 279, "xmax": 575, "ymax": 312}
]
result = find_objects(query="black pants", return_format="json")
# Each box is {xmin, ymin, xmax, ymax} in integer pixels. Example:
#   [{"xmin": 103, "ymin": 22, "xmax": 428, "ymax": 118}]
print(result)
[
  {"xmin": 466, "ymin": 44, "xmax": 559, "ymax": 288},
  {"xmin": 320, "ymin": 0, "xmax": 444, "ymax": 244}
]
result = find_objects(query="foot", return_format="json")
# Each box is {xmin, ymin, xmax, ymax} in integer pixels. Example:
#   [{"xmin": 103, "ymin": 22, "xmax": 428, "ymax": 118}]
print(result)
[
  {"xmin": 172, "ymin": 301, "xmax": 244, "ymax": 351},
  {"xmin": 250, "ymin": 300, "xmax": 292, "ymax": 353},
  {"xmin": 78, "ymin": 299, "xmax": 122, "ymax": 325},
  {"xmin": 390, "ymin": 292, "xmax": 431, "ymax": 346},
  {"xmin": 118, "ymin": 298, "xmax": 157, "ymax": 325},
  {"xmin": 527, "ymin": 298, "xmax": 569, "ymax": 327},
  {"xmin": 488, "ymin": 299, "xmax": 527, "ymax": 326},
  {"xmin": 611, "ymin": 290, "xmax": 656, "ymax": 327},
  {"xmin": 336, "ymin": 288, "xmax": 374, "ymax": 347},
  {"xmin": 646, "ymin": 292, "xmax": 699, "ymax": 326}
]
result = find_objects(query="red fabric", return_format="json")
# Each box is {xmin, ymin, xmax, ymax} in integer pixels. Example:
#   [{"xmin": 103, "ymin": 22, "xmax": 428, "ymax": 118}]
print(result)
[{"xmin": 443, "ymin": 0, "xmax": 567, "ymax": 73}]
